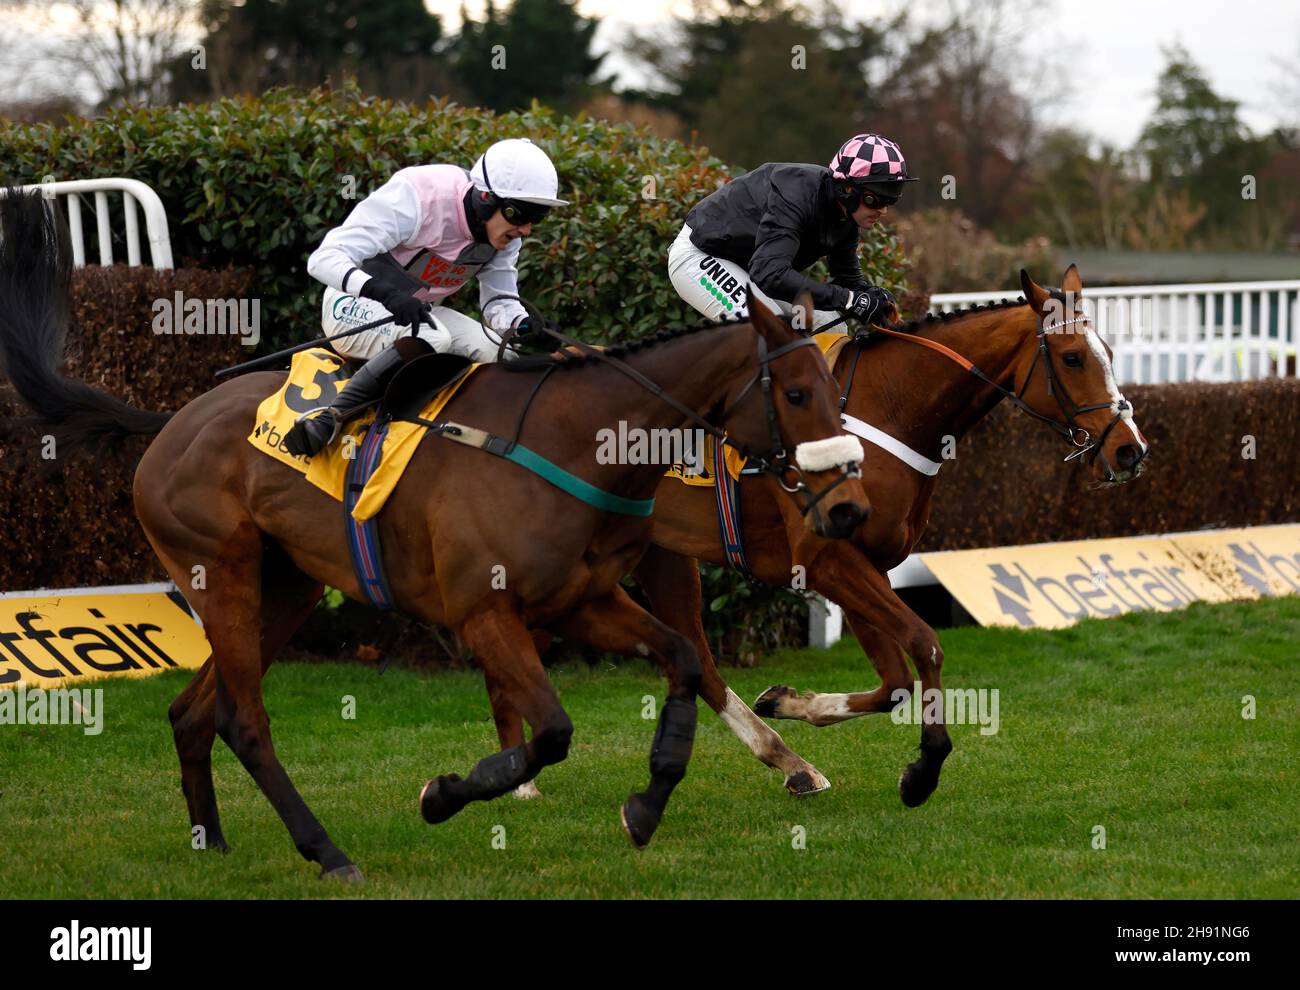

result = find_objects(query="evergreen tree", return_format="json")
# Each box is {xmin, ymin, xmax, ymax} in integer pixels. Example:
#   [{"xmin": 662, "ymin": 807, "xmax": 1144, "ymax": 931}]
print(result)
[{"xmin": 452, "ymin": 0, "xmax": 603, "ymax": 113}]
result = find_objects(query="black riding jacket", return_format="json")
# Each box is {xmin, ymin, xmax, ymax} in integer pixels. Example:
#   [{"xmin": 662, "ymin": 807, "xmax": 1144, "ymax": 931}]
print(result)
[{"xmin": 684, "ymin": 163, "xmax": 868, "ymax": 312}]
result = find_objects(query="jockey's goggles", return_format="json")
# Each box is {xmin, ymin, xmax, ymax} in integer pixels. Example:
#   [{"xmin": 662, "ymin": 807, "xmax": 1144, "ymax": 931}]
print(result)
[
  {"xmin": 857, "ymin": 184, "xmax": 903, "ymax": 208},
  {"xmin": 499, "ymin": 199, "xmax": 551, "ymax": 226}
]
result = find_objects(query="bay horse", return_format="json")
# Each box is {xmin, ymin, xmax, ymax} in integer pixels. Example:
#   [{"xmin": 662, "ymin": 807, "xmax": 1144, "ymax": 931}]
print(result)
[
  {"xmin": 0, "ymin": 189, "xmax": 869, "ymax": 878},
  {"xmin": 503, "ymin": 266, "xmax": 1148, "ymax": 805}
]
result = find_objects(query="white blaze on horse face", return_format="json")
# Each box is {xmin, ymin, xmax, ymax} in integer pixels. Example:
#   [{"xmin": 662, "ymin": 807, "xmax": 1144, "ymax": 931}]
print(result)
[{"xmin": 1082, "ymin": 322, "xmax": 1147, "ymax": 453}]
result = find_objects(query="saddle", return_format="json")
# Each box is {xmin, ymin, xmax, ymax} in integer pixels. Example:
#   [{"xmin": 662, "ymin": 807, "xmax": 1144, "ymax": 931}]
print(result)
[{"xmin": 376, "ymin": 351, "xmax": 474, "ymax": 422}]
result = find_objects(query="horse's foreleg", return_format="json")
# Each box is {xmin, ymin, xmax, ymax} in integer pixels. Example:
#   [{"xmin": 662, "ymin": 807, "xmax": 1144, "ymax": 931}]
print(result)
[
  {"xmin": 755, "ymin": 614, "xmax": 913, "ymax": 725},
  {"xmin": 828, "ymin": 609, "xmax": 953, "ymax": 806},
  {"xmin": 551, "ymin": 586, "xmax": 701, "ymax": 848},
  {"xmin": 634, "ymin": 545, "xmax": 830, "ymax": 796},
  {"xmin": 420, "ymin": 601, "xmax": 572, "ymax": 824},
  {"xmin": 752, "ymin": 550, "xmax": 953, "ymax": 805}
]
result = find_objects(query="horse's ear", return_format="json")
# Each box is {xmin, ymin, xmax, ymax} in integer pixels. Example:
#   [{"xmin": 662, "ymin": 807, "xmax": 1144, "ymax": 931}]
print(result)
[
  {"xmin": 1061, "ymin": 263, "xmax": 1083, "ymax": 298},
  {"xmin": 1019, "ymin": 268, "xmax": 1052, "ymax": 313}
]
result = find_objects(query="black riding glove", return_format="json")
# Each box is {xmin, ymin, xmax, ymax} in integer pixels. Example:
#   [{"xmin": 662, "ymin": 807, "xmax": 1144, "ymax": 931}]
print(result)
[
  {"xmin": 845, "ymin": 286, "xmax": 895, "ymax": 326},
  {"xmin": 359, "ymin": 271, "xmax": 427, "ymax": 330},
  {"xmin": 514, "ymin": 316, "xmax": 560, "ymax": 338}
]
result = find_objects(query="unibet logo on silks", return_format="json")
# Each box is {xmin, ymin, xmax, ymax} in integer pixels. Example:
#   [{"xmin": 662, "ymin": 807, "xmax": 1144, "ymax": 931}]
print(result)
[
  {"xmin": 698, "ymin": 257, "xmax": 747, "ymax": 312},
  {"xmin": 0, "ymin": 592, "xmax": 211, "ymax": 688}
]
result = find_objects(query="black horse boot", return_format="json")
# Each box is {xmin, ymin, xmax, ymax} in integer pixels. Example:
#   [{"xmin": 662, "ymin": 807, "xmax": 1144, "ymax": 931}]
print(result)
[{"xmin": 283, "ymin": 345, "xmax": 406, "ymax": 457}]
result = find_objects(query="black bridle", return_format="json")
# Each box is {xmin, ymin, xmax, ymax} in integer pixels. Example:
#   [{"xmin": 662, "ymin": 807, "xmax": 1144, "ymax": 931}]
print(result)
[
  {"xmin": 715, "ymin": 333, "xmax": 863, "ymax": 520},
  {"xmin": 1011, "ymin": 313, "xmax": 1144, "ymax": 478},
  {"xmin": 836, "ymin": 307, "xmax": 1147, "ymax": 480},
  {"xmin": 481, "ymin": 295, "xmax": 862, "ymax": 524}
]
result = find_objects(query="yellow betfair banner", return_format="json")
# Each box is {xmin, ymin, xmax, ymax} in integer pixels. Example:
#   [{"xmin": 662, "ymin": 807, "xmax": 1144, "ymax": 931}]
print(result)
[
  {"xmin": 1167, "ymin": 525, "xmax": 1300, "ymax": 600},
  {"xmin": 0, "ymin": 591, "xmax": 211, "ymax": 689},
  {"xmin": 920, "ymin": 536, "xmax": 1234, "ymax": 630}
]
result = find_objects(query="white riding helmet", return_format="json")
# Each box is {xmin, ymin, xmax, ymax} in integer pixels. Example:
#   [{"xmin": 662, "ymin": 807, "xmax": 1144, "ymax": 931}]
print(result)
[{"xmin": 470, "ymin": 138, "xmax": 569, "ymax": 207}]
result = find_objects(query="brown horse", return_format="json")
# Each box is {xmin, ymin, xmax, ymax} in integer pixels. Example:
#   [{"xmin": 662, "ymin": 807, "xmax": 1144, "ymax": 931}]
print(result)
[
  {"xmin": 0, "ymin": 189, "xmax": 869, "ymax": 878},
  {"xmin": 504, "ymin": 266, "xmax": 1148, "ymax": 804}
]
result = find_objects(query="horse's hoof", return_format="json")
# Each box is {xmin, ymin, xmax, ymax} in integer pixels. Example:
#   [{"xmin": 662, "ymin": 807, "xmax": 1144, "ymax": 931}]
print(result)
[
  {"xmin": 620, "ymin": 793, "xmax": 658, "ymax": 850},
  {"xmin": 898, "ymin": 765, "xmax": 937, "ymax": 808},
  {"xmin": 754, "ymin": 685, "xmax": 795, "ymax": 719},
  {"xmin": 320, "ymin": 863, "xmax": 365, "ymax": 883},
  {"xmin": 420, "ymin": 774, "xmax": 466, "ymax": 824},
  {"xmin": 192, "ymin": 831, "xmax": 230, "ymax": 853},
  {"xmin": 512, "ymin": 780, "xmax": 542, "ymax": 800},
  {"xmin": 785, "ymin": 768, "xmax": 832, "ymax": 796}
]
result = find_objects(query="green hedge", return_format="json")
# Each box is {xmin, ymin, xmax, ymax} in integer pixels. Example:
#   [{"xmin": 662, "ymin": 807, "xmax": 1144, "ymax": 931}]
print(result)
[{"xmin": 0, "ymin": 85, "xmax": 913, "ymax": 355}]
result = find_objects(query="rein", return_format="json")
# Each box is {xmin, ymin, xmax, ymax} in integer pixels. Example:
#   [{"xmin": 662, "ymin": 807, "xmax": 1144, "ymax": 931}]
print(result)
[
  {"xmin": 838, "ymin": 310, "xmax": 1140, "ymax": 474},
  {"xmin": 482, "ymin": 295, "xmax": 861, "ymax": 520}
]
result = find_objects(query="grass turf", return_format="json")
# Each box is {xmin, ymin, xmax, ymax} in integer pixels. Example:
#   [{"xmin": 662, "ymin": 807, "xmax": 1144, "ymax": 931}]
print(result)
[{"xmin": 1, "ymin": 597, "xmax": 1296, "ymax": 899}]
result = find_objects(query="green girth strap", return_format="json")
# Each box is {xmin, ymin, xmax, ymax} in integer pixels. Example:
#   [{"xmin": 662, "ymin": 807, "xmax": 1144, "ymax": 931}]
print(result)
[{"xmin": 426, "ymin": 420, "xmax": 656, "ymax": 518}]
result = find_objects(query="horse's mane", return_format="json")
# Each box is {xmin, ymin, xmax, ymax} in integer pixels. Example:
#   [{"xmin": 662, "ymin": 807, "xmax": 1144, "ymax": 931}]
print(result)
[
  {"xmin": 502, "ymin": 313, "xmax": 759, "ymax": 372},
  {"xmin": 503, "ymin": 295, "xmax": 1032, "ymax": 371},
  {"xmin": 867, "ymin": 296, "xmax": 1029, "ymax": 347}
]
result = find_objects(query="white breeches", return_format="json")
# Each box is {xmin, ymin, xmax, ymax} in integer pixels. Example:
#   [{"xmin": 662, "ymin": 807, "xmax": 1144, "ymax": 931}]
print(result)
[
  {"xmin": 667, "ymin": 224, "xmax": 842, "ymax": 330},
  {"xmin": 320, "ymin": 287, "xmax": 517, "ymax": 363}
]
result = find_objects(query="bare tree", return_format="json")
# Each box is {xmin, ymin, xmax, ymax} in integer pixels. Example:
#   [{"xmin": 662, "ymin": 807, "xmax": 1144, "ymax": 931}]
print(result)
[
  {"xmin": 1273, "ymin": 27, "xmax": 1300, "ymax": 131},
  {"xmin": 873, "ymin": 0, "xmax": 1066, "ymax": 227},
  {"xmin": 0, "ymin": 0, "xmax": 199, "ymax": 109}
]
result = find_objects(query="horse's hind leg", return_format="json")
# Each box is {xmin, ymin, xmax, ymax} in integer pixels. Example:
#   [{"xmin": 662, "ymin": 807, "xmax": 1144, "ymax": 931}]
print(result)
[
  {"xmin": 551, "ymin": 586, "xmax": 702, "ymax": 849},
  {"xmin": 634, "ymin": 544, "xmax": 831, "ymax": 796},
  {"xmin": 167, "ymin": 549, "xmax": 324, "ymax": 852},
  {"xmin": 491, "ymin": 630, "xmax": 551, "ymax": 800},
  {"xmin": 419, "ymin": 601, "xmax": 572, "ymax": 824},
  {"xmin": 168, "ymin": 658, "xmax": 228, "ymax": 851},
  {"xmin": 485, "ymin": 667, "xmax": 542, "ymax": 800},
  {"xmin": 150, "ymin": 513, "xmax": 355, "ymax": 878}
]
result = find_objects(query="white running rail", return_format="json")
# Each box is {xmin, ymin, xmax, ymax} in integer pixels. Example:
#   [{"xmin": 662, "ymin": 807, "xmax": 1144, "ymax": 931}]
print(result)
[
  {"xmin": 1, "ymin": 178, "xmax": 174, "ymax": 269},
  {"xmin": 931, "ymin": 280, "xmax": 1300, "ymax": 385}
]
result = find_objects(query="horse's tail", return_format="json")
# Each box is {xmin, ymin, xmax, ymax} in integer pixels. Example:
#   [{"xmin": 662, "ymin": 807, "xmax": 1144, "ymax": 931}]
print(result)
[{"xmin": 0, "ymin": 187, "xmax": 170, "ymax": 455}]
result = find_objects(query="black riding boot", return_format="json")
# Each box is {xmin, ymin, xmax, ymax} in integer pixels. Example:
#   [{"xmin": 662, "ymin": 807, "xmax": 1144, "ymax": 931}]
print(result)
[{"xmin": 283, "ymin": 345, "xmax": 406, "ymax": 457}]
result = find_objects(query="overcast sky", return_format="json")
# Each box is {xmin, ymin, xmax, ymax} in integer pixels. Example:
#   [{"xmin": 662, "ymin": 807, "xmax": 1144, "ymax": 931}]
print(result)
[{"xmin": 432, "ymin": 0, "xmax": 1300, "ymax": 149}]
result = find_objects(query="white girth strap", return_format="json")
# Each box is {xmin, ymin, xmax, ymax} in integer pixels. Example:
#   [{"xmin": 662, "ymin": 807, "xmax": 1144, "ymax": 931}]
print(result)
[{"xmin": 840, "ymin": 413, "xmax": 943, "ymax": 476}]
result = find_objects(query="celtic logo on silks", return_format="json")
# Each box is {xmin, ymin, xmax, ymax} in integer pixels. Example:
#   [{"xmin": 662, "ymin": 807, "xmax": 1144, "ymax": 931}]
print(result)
[{"xmin": 698, "ymin": 275, "xmax": 735, "ymax": 311}]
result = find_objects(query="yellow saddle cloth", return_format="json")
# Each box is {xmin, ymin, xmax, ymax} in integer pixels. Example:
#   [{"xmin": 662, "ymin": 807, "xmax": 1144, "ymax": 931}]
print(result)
[
  {"xmin": 247, "ymin": 348, "xmax": 479, "ymax": 521},
  {"xmin": 663, "ymin": 329, "xmax": 851, "ymax": 487}
]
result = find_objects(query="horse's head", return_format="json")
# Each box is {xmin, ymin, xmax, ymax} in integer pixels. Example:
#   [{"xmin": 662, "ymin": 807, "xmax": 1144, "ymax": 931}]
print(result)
[
  {"xmin": 1016, "ymin": 266, "xmax": 1148, "ymax": 485},
  {"xmin": 721, "ymin": 290, "xmax": 870, "ymax": 538}
]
